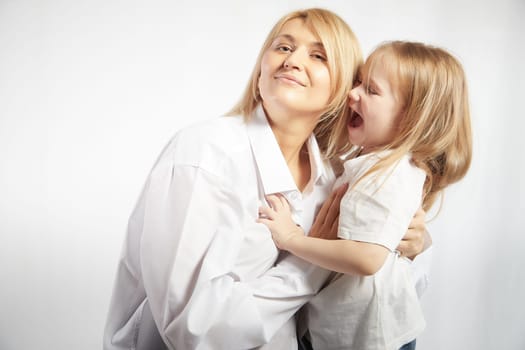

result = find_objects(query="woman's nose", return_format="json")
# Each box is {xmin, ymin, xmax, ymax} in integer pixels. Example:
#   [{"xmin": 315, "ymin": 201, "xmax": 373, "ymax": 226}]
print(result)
[{"xmin": 283, "ymin": 48, "xmax": 306, "ymax": 70}]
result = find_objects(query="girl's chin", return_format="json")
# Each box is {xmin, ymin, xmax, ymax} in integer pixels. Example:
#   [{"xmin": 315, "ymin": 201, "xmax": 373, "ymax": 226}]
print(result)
[
  {"xmin": 347, "ymin": 130, "xmax": 364, "ymax": 148},
  {"xmin": 347, "ymin": 125, "xmax": 363, "ymax": 137}
]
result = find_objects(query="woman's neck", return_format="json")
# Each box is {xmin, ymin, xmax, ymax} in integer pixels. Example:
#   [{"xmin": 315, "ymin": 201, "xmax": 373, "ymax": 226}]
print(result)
[
  {"xmin": 272, "ymin": 126, "xmax": 311, "ymax": 163},
  {"xmin": 275, "ymin": 133, "xmax": 311, "ymax": 192},
  {"xmin": 263, "ymin": 104, "xmax": 319, "ymax": 156},
  {"xmin": 265, "ymin": 107, "xmax": 318, "ymax": 192}
]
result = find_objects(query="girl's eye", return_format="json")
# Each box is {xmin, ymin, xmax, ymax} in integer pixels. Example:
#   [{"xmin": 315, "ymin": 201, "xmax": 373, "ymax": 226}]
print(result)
[{"xmin": 366, "ymin": 86, "xmax": 378, "ymax": 95}]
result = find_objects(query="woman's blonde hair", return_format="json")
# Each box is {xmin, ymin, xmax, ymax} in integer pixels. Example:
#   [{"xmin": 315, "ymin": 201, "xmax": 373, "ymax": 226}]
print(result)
[
  {"xmin": 228, "ymin": 8, "xmax": 362, "ymax": 159},
  {"xmin": 343, "ymin": 41, "xmax": 472, "ymax": 210}
]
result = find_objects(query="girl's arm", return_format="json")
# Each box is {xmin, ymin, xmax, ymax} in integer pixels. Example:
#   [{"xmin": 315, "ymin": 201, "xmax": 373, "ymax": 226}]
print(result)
[
  {"xmin": 283, "ymin": 233, "xmax": 389, "ymax": 276},
  {"xmin": 258, "ymin": 190, "xmax": 389, "ymax": 276}
]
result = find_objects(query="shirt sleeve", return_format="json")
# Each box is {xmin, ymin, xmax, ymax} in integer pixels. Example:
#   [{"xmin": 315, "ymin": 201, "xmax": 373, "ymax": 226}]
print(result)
[
  {"xmin": 338, "ymin": 159, "xmax": 425, "ymax": 251},
  {"xmin": 138, "ymin": 151, "xmax": 330, "ymax": 349}
]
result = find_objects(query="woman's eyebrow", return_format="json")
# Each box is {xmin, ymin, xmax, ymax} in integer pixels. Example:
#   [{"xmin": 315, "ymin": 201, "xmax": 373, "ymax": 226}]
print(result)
[
  {"xmin": 311, "ymin": 41, "xmax": 324, "ymax": 49},
  {"xmin": 274, "ymin": 34, "xmax": 295, "ymax": 42},
  {"xmin": 274, "ymin": 34, "xmax": 324, "ymax": 49}
]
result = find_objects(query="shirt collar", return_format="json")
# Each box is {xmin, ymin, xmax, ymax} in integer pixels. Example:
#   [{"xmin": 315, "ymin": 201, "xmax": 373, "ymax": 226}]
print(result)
[
  {"xmin": 306, "ymin": 130, "xmax": 328, "ymax": 188},
  {"xmin": 246, "ymin": 105, "xmax": 328, "ymax": 196}
]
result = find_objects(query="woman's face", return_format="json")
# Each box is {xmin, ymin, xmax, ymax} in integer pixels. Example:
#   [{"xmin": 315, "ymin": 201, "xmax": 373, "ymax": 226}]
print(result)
[{"xmin": 258, "ymin": 18, "xmax": 331, "ymax": 118}]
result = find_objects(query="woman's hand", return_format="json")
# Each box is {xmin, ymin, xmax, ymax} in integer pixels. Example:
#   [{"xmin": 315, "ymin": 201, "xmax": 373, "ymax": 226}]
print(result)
[
  {"xmin": 396, "ymin": 207, "xmax": 432, "ymax": 259},
  {"xmin": 257, "ymin": 194, "xmax": 304, "ymax": 250},
  {"xmin": 309, "ymin": 183, "xmax": 348, "ymax": 240}
]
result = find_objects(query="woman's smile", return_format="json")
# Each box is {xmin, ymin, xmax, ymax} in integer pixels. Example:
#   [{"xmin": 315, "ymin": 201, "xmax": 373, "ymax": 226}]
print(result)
[{"xmin": 274, "ymin": 73, "xmax": 306, "ymax": 87}]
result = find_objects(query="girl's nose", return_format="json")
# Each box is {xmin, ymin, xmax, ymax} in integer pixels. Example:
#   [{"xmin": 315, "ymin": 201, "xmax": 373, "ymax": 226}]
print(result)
[{"xmin": 348, "ymin": 86, "xmax": 360, "ymax": 104}]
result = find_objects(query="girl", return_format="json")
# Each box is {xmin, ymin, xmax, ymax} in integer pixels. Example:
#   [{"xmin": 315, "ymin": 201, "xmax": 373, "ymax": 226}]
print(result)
[{"xmin": 259, "ymin": 41, "xmax": 472, "ymax": 350}]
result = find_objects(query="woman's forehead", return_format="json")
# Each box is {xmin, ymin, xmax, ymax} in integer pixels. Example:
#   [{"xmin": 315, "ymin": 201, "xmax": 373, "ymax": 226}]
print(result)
[{"xmin": 275, "ymin": 18, "xmax": 322, "ymax": 44}]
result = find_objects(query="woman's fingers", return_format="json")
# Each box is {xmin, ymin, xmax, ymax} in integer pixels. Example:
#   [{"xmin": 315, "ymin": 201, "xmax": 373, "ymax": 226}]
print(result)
[
  {"xmin": 324, "ymin": 183, "xmax": 347, "ymax": 228},
  {"xmin": 329, "ymin": 216, "xmax": 339, "ymax": 238},
  {"xmin": 313, "ymin": 187, "xmax": 339, "ymax": 228},
  {"xmin": 310, "ymin": 183, "xmax": 348, "ymax": 238},
  {"xmin": 397, "ymin": 233, "xmax": 423, "ymax": 258},
  {"xmin": 321, "ymin": 186, "xmax": 345, "ymax": 239},
  {"xmin": 408, "ymin": 207, "xmax": 425, "ymax": 229},
  {"xmin": 397, "ymin": 207, "xmax": 427, "ymax": 258}
]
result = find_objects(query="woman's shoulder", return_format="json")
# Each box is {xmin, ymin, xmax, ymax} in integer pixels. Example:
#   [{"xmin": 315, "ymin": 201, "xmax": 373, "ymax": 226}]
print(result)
[
  {"xmin": 156, "ymin": 115, "xmax": 251, "ymax": 174},
  {"xmin": 168, "ymin": 115, "xmax": 246, "ymax": 151},
  {"xmin": 175, "ymin": 115, "xmax": 245, "ymax": 141}
]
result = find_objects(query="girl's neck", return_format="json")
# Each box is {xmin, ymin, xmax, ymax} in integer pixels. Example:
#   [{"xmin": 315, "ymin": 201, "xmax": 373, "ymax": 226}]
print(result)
[{"xmin": 359, "ymin": 144, "xmax": 388, "ymax": 156}]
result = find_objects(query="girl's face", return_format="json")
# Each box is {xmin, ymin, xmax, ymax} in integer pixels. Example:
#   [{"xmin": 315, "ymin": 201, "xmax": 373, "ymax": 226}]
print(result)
[
  {"xmin": 258, "ymin": 18, "xmax": 331, "ymax": 119},
  {"xmin": 347, "ymin": 58, "xmax": 403, "ymax": 153}
]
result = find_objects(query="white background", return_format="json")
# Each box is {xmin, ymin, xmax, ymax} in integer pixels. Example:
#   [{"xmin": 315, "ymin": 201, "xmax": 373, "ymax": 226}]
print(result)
[{"xmin": 1, "ymin": 0, "xmax": 524, "ymax": 349}]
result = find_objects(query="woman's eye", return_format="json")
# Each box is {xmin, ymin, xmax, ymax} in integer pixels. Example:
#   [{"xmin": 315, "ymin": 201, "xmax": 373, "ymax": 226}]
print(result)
[
  {"xmin": 311, "ymin": 53, "xmax": 327, "ymax": 61},
  {"xmin": 277, "ymin": 45, "xmax": 292, "ymax": 52}
]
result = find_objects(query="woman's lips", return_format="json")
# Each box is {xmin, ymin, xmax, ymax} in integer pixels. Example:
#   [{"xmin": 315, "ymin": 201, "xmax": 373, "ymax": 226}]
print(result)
[{"xmin": 274, "ymin": 73, "xmax": 306, "ymax": 86}]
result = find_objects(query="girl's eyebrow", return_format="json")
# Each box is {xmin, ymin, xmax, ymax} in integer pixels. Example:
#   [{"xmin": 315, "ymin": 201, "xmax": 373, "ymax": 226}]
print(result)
[
  {"xmin": 361, "ymin": 71, "xmax": 381, "ymax": 92},
  {"xmin": 368, "ymin": 78, "xmax": 382, "ymax": 93}
]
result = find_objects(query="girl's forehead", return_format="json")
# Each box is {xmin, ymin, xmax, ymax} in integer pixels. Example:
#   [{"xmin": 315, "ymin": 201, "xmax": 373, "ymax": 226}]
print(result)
[{"xmin": 362, "ymin": 53, "xmax": 395, "ymax": 78}]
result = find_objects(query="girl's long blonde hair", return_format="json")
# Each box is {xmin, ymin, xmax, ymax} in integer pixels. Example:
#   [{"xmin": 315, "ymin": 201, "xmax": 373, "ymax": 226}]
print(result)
[
  {"xmin": 228, "ymin": 8, "xmax": 362, "ymax": 160},
  {"xmin": 339, "ymin": 41, "xmax": 473, "ymax": 210}
]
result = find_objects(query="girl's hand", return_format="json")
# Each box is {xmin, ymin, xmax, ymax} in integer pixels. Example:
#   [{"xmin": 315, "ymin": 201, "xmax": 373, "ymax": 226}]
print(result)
[
  {"xmin": 396, "ymin": 207, "xmax": 431, "ymax": 259},
  {"xmin": 309, "ymin": 183, "xmax": 348, "ymax": 240},
  {"xmin": 257, "ymin": 194, "xmax": 304, "ymax": 250}
]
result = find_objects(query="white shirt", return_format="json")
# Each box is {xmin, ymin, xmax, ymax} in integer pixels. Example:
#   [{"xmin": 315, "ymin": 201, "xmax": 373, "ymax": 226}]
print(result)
[
  {"xmin": 306, "ymin": 152, "xmax": 427, "ymax": 350},
  {"xmin": 103, "ymin": 105, "xmax": 335, "ymax": 350}
]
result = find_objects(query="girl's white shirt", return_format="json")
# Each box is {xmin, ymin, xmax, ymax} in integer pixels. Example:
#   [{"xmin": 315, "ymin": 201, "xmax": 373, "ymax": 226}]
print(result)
[{"xmin": 306, "ymin": 152, "xmax": 427, "ymax": 350}]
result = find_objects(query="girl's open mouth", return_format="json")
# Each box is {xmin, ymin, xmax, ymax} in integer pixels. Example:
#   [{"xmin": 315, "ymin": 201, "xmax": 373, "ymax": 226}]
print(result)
[{"xmin": 349, "ymin": 111, "xmax": 363, "ymax": 128}]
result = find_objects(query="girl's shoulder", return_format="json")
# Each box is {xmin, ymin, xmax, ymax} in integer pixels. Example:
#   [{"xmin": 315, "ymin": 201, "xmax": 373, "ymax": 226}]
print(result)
[
  {"xmin": 341, "ymin": 151, "xmax": 425, "ymax": 189},
  {"xmin": 394, "ymin": 153, "xmax": 426, "ymax": 183}
]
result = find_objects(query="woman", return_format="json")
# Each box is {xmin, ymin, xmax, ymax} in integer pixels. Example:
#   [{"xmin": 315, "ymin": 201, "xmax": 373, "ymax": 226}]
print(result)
[{"xmin": 103, "ymin": 8, "xmax": 428, "ymax": 350}]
